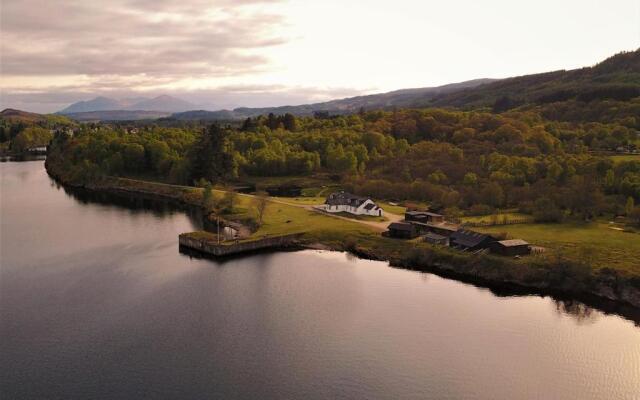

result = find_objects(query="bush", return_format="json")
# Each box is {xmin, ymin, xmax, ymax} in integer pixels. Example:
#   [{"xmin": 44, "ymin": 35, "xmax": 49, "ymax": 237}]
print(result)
[{"xmin": 533, "ymin": 196, "xmax": 564, "ymax": 223}]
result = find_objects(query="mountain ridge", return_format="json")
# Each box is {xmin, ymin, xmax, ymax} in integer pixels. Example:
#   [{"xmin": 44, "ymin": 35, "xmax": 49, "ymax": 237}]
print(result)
[{"xmin": 59, "ymin": 95, "xmax": 194, "ymax": 114}]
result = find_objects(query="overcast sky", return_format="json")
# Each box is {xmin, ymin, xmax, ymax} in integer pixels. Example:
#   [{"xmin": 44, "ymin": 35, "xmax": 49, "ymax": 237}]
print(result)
[{"xmin": 1, "ymin": 0, "xmax": 639, "ymax": 113}]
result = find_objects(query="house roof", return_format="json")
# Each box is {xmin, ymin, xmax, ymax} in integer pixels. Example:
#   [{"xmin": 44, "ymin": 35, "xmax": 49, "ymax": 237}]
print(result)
[
  {"xmin": 388, "ymin": 222, "xmax": 414, "ymax": 231},
  {"xmin": 325, "ymin": 191, "xmax": 370, "ymax": 206},
  {"xmin": 364, "ymin": 203, "xmax": 377, "ymax": 210},
  {"xmin": 496, "ymin": 239, "xmax": 529, "ymax": 247},
  {"xmin": 450, "ymin": 229, "xmax": 494, "ymax": 248}
]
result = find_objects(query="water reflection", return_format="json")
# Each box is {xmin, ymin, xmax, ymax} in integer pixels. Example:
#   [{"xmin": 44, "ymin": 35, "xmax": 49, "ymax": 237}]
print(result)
[
  {"xmin": 56, "ymin": 180, "xmax": 204, "ymax": 230},
  {"xmin": 554, "ymin": 299, "xmax": 599, "ymax": 325}
]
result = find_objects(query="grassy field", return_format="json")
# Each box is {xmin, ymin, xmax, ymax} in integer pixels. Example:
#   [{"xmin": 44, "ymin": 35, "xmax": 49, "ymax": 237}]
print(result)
[
  {"xmin": 114, "ymin": 176, "xmax": 640, "ymax": 276},
  {"xmin": 610, "ymin": 154, "xmax": 640, "ymax": 164},
  {"xmin": 478, "ymin": 221, "xmax": 640, "ymax": 274},
  {"xmin": 461, "ymin": 212, "xmax": 531, "ymax": 224}
]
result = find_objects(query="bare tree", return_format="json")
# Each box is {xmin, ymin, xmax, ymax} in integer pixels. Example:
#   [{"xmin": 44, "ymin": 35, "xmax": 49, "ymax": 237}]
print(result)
[{"xmin": 254, "ymin": 191, "xmax": 269, "ymax": 227}]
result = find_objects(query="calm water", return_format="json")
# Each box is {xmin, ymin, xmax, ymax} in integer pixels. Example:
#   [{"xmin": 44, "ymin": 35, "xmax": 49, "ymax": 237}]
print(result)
[{"xmin": 1, "ymin": 161, "xmax": 639, "ymax": 400}]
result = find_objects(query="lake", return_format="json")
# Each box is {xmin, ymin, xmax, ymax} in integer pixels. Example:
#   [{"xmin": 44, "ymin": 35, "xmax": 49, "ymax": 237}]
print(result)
[{"xmin": 1, "ymin": 161, "xmax": 639, "ymax": 399}]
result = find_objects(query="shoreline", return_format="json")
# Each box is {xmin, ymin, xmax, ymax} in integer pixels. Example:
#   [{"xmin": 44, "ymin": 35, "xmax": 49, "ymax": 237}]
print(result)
[{"xmin": 44, "ymin": 159, "xmax": 640, "ymax": 314}]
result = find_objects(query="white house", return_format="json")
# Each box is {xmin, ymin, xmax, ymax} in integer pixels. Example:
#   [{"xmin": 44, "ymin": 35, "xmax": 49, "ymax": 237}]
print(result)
[{"xmin": 323, "ymin": 191, "xmax": 383, "ymax": 217}]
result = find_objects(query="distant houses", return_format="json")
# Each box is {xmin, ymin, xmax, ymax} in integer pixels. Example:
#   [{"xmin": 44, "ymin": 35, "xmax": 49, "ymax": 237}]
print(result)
[{"xmin": 323, "ymin": 191, "xmax": 384, "ymax": 217}]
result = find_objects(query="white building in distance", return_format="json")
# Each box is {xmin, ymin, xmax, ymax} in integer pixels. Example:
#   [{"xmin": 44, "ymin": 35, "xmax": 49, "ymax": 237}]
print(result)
[{"xmin": 323, "ymin": 191, "xmax": 383, "ymax": 217}]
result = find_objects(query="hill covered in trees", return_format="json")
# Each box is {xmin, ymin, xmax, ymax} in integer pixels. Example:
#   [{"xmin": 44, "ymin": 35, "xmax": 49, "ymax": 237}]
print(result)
[
  {"xmin": 168, "ymin": 79, "xmax": 495, "ymax": 121},
  {"xmin": 0, "ymin": 109, "xmax": 74, "ymax": 154},
  {"xmin": 431, "ymin": 49, "xmax": 640, "ymax": 112},
  {"xmin": 46, "ymin": 101, "xmax": 640, "ymax": 226}
]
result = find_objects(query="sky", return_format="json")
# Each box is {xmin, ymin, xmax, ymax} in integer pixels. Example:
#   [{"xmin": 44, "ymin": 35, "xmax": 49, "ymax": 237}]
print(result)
[{"xmin": 1, "ymin": 0, "xmax": 639, "ymax": 113}]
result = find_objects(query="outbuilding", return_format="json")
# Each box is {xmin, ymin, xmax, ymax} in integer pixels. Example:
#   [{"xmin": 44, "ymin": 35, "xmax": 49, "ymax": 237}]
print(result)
[
  {"xmin": 449, "ymin": 229, "xmax": 496, "ymax": 251},
  {"xmin": 387, "ymin": 222, "xmax": 417, "ymax": 239},
  {"xmin": 424, "ymin": 232, "xmax": 449, "ymax": 246},
  {"xmin": 490, "ymin": 239, "xmax": 531, "ymax": 256},
  {"xmin": 405, "ymin": 211, "xmax": 445, "ymax": 224}
]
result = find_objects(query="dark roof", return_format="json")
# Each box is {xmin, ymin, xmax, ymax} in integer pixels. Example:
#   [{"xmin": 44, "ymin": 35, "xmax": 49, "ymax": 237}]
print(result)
[
  {"xmin": 425, "ymin": 232, "xmax": 447, "ymax": 240},
  {"xmin": 364, "ymin": 203, "xmax": 377, "ymax": 210},
  {"xmin": 450, "ymin": 229, "xmax": 494, "ymax": 248},
  {"xmin": 325, "ymin": 191, "xmax": 370, "ymax": 206},
  {"xmin": 406, "ymin": 211, "xmax": 443, "ymax": 218},
  {"xmin": 388, "ymin": 222, "xmax": 414, "ymax": 231}
]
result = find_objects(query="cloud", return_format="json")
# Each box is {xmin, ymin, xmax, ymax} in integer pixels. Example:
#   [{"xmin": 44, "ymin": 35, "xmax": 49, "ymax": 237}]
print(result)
[{"xmin": 1, "ymin": 0, "xmax": 288, "ymax": 84}]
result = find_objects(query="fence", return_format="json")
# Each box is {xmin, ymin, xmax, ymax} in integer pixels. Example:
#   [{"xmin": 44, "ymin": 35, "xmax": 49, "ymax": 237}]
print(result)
[{"xmin": 458, "ymin": 217, "xmax": 534, "ymax": 228}]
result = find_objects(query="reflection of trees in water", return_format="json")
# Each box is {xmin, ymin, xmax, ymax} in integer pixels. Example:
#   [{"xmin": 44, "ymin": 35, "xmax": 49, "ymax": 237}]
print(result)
[
  {"xmin": 554, "ymin": 299, "xmax": 599, "ymax": 325},
  {"xmin": 56, "ymin": 182, "xmax": 203, "ymax": 230}
]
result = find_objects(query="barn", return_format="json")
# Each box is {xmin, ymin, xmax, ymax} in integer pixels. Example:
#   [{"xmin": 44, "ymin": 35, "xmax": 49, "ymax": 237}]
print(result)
[
  {"xmin": 387, "ymin": 222, "xmax": 418, "ymax": 239},
  {"xmin": 490, "ymin": 239, "xmax": 531, "ymax": 256},
  {"xmin": 449, "ymin": 229, "xmax": 496, "ymax": 251}
]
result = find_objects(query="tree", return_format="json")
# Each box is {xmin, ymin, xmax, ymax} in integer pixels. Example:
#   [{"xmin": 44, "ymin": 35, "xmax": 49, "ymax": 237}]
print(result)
[
  {"xmin": 254, "ymin": 191, "xmax": 269, "ymax": 227},
  {"xmin": 626, "ymin": 197, "xmax": 635, "ymax": 216},
  {"xmin": 189, "ymin": 124, "xmax": 235, "ymax": 183},
  {"xmin": 629, "ymin": 206, "xmax": 640, "ymax": 227},
  {"xmin": 221, "ymin": 187, "xmax": 238, "ymax": 214},
  {"xmin": 533, "ymin": 196, "xmax": 563, "ymax": 223},
  {"xmin": 463, "ymin": 172, "xmax": 478, "ymax": 186},
  {"xmin": 202, "ymin": 182, "xmax": 215, "ymax": 212},
  {"xmin": 604, "ymin": 169, "xmax": 615, "ymax": 191}
]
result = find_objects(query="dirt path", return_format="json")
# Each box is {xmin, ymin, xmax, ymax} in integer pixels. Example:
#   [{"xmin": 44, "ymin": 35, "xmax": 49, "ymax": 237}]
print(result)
[
  {"xmin": 269, "ymin": 198, "xmax": 403, "ymax": 232},
  {"xmin": 210, "ymin": 187, "xmax": 402, "ymax": 232}
]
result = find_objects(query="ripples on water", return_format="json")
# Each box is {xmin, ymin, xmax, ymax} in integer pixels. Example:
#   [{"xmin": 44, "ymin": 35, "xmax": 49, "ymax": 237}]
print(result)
[{"xmin": 1, "ymin": 161, "xmax": 639, "ymax": 400}]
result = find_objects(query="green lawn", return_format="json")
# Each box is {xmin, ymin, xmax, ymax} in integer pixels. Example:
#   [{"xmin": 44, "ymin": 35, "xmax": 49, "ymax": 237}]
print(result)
[
  {"xmin": 610, "ymin": 154, "xmax": 640, "ymax": 164},
  {"xmin": 478, "ymin": 221, "xmax": 640, "ymax": 274},
  {"xmin": 378, "ymin": 201, "xmax": 407, "ymax": 215}
]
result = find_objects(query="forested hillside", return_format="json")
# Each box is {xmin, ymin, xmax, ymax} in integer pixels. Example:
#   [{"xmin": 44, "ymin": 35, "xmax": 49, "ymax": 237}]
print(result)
[
  {"xmin": 0, "ymin": 109, "xmax": 74, "ymax": 154},
  {"xmin": 431, "ymin": 49, "xmax": 640, "ymax": 112},
  {"xmin": 47, "ymin": 102, "xmax": 640, "ymax": 225}
]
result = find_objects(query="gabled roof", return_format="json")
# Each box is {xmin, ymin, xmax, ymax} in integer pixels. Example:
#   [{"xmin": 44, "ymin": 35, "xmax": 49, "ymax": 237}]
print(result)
[
  {"xmin": 425, "ymin": 232, "xmax": 447, "ymax": 240},
  {"xmin": 325, "ymin": 191, "xmax": 368, "ymax": 206},
  {"xmin": 364, "ymin": 203, "xmax": 377, "ymax": 210},
  {"xmin": 450, "ymin": 229, "xmax": 494, "ymax": 248}
]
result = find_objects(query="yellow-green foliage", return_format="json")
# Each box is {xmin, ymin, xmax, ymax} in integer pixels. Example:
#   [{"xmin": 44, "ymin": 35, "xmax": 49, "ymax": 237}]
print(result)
[
  {"xmin": 610, "ymin": 154, "xmax": 640, "ymax": 164},
  {"xmin": 11, "ymin": 126, "xmax": 52, "ymax": 152}
]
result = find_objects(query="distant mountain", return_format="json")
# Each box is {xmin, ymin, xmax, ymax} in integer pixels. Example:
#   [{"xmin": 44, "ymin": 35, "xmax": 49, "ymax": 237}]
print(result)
[
  {"xmin": 62, "ymin": 110, "xmax": 172, "ymax": 122},
  {"xmin": 430, "ymin": 49, "xmax": 640, "ymax": 110},
  {"xmin": 59, "ymin": 96, "xmax": 123, "ymax": 114},
  {"xmin": 59, "ymin": 95, "xmax": 195, "ymax": 114},
  {"xmin": 129, "ymin": 95, "xmax": 194, "ymax": 112},
  {"xmin": 169, "ymin": 78, "xmax": 496, "ymax": 121}
]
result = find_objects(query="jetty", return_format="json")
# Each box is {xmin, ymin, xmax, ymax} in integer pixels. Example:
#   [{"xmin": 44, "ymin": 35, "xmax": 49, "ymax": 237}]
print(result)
[{"xmin": 179, "ymin": 231, "xmax": 305, "ymax": 257}]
